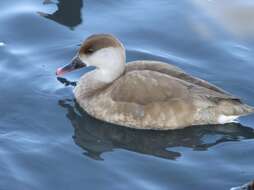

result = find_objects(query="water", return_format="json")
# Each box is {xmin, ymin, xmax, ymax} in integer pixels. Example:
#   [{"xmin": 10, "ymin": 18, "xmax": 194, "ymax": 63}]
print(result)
[{"xmin": 1, "ymin": 0, "xmax": 254, "ymax": 189}]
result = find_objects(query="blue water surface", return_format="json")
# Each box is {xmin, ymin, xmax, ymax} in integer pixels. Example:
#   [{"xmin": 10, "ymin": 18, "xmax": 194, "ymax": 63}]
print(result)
[{"xmin": 0, "ymin": 0, "xmax": 254, "ymax": 189}]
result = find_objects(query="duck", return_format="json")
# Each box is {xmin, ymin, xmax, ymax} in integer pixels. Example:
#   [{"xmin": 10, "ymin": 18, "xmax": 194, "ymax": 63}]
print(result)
[{"xmin": 56, "ymin": 34, "xmax": 254, "ymax": 130}]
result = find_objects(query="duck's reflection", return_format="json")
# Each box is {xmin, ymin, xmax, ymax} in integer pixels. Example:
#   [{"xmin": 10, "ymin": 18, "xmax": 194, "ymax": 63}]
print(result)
[
  {"xmin": 39, "ymin": 0, "xmax": 83, "ymax": 29},
  {"xmin": 59, "ymin": 99, "xmax": 254, "ymax": 161}
]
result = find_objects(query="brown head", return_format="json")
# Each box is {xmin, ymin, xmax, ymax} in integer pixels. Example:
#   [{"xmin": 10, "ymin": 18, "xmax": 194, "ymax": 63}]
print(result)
[{"xmin": 56, "ymin": 34, "xmax": 126, "ymax": 77}]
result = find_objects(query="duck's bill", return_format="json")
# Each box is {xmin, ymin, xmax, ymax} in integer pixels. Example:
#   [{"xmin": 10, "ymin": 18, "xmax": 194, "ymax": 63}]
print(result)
[{"xmin": 56, "ymin": 56, "xmax": 86, "ymax": 76}]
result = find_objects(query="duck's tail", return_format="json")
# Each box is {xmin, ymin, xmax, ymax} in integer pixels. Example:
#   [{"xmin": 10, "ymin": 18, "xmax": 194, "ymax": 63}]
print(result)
[
  {"xmin": 219, "ymin": 100, "xmax": 254, "ymax": 117},
  {"xmin": 217, "ymin": 102, "xmax": 254, "ymax": 124},
  {"xmin": 236, "ymin": 103, "xmax": 254, "ymax": 116}
]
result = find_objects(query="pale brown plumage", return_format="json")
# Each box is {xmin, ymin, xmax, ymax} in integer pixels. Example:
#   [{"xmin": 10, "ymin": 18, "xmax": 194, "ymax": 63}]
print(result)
[
  {"xmin": 74, "ymin": 60, "xmax": 253, "ymax": 130},
  {"xmin": 57, "ymin": 34, "xmax": 254, "ymax": 130}
]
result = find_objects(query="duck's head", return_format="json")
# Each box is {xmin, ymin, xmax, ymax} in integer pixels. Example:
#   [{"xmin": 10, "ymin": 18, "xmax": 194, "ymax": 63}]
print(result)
[{"xmin": 56, "ymin": 34, "xmax": 126, "ymax": 76}]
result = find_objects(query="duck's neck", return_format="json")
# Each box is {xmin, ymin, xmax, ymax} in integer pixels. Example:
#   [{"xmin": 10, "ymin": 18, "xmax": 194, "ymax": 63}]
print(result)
[
  {"xmin": 93, "ymin": 47, "xmax": 126, "ymax": 83},
  {"xmin": 94, "ymin": 63, "xmax": 125, "ymax": 83},
  {"xmin": 74, "ymin": 50, "xmax": 125, "ymax": 99}
]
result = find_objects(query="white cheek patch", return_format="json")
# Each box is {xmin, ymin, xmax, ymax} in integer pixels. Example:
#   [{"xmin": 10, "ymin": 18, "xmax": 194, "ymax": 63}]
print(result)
[
  {"xmin": 217, "ymin": 115, "xmax": 239, "ymax": 124},
  {"xmin": 91, "ymin": 47, "xmax": 122, "ymax": 67},
  {"xmin": 83, "ymin": 47, "xmax": 125, "ymax": 83}
]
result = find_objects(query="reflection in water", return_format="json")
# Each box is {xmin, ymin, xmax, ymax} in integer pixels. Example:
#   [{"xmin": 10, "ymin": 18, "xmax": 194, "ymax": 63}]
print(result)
[
  {"xmin": 42, "ymin": 0, "xmax": 54, "ymax": 4},
  {"xmin": 59, "ymin": 99, "xmax": 254, "ymax": 161},
  {"xmin": 38, "ymin": 0, "xmax": 83, "ymax": 29}
]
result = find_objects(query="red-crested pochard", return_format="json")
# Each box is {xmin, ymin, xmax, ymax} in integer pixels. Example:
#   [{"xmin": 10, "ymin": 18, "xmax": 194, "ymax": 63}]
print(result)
[{"xmin": 56, "ymin": 34, "xmax": 254, "ymax": 130}]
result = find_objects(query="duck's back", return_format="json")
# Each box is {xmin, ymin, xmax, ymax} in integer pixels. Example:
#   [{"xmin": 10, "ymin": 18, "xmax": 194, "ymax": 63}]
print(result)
[{"xmin": 125, "ymin": 60, "xmax": 231, "ymax": 95}]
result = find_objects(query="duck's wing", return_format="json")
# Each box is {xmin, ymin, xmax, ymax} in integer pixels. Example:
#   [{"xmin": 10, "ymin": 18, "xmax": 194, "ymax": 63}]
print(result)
[
  {"xmin": 112, "ymin": 69, "xmax": 232, "ymax": 106},
  {"xmin": 111, "ymin": 70, "xmax": 194, "ymax": 106},
  {"xmin": 126, "ymin": 61, "xmax": 253, "ymax": 115},
  {"xmin": 111, "ymin": 69, "xmax": 253, "ymax": 118},
  {"xmin": 126, "ymin": 60, "xmax": 232, "ymax": 96}
]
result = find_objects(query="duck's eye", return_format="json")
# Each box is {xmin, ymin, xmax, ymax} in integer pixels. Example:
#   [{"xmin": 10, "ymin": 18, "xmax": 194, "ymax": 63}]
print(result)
[{"xmin": 87, "ymin": 48, "xmax": 94, "ymax": 54}]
